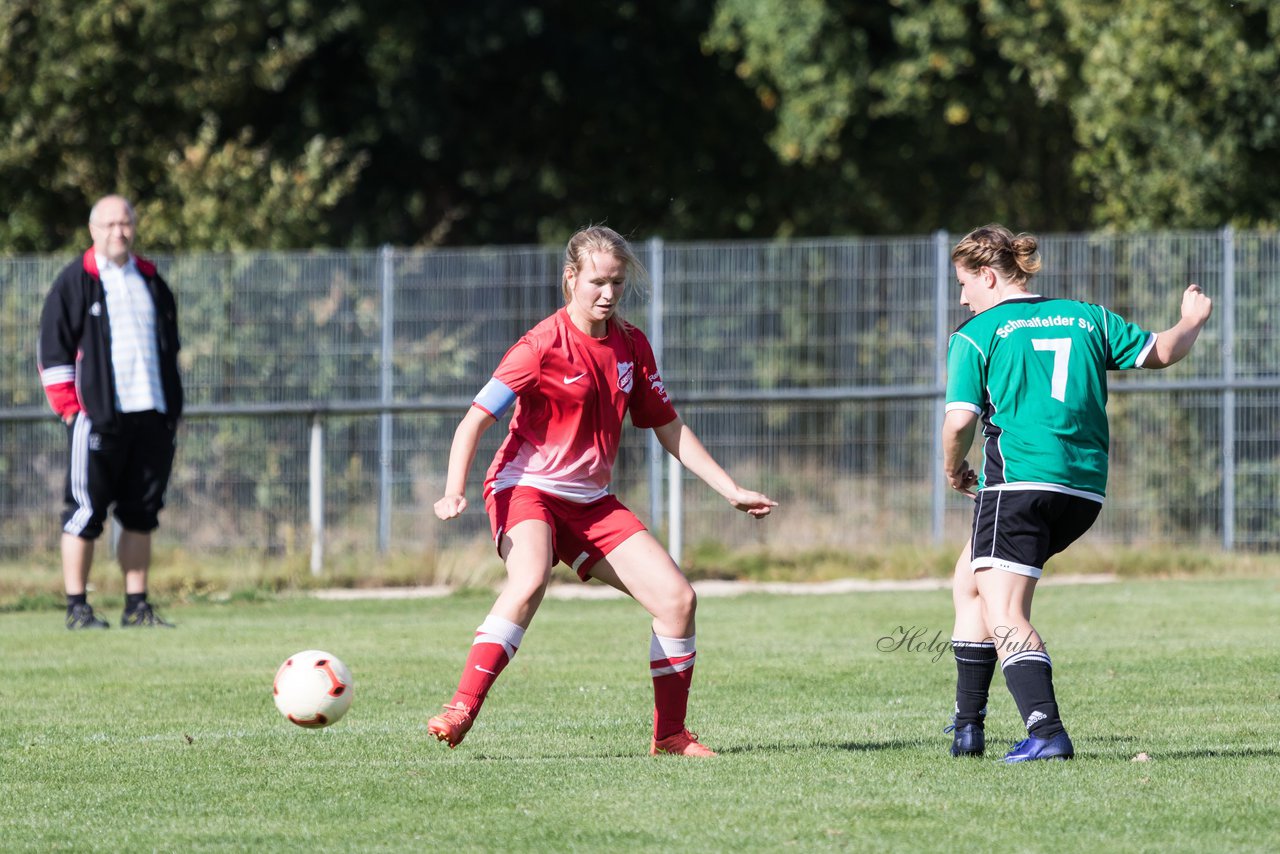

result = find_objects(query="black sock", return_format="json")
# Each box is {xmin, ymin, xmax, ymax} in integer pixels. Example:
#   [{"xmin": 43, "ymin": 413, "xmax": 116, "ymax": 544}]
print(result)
[
  {"xmin": 952, "ymin": 639, "xmax": 997, "ymax": 727},
  {"xmin": 125, "ymin": 592, "xmax": 147, "ymax": 613},
  {"xmin": 1001, "ymin": 650, "xmax": 1065, "ymax": 739},
  {"xmin": 67, "ymin": 592, "xmax": 88, "ymax": 611}
]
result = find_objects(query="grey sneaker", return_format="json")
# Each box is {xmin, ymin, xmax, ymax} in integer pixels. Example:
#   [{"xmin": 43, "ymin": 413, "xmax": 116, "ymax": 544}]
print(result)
[
  {"xmin": 66, "ymin": 602, "xmax": 110, "ymax": 630},
  {"xmin": 121, "ymin": 601, "xmax": 175, "ymax": 628}
]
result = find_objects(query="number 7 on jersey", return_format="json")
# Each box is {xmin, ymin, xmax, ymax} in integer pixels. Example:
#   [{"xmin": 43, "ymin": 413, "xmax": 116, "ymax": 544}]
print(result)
[{"xmin": 1032, "ymin": 338, "xmax": 1072, "ymax": 402}]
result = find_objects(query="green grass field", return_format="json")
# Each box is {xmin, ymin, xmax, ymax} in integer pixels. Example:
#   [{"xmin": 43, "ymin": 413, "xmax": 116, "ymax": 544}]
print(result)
[{"xmin": 2, "ymin": 578, "xmax": 1277, "ymax": 852}]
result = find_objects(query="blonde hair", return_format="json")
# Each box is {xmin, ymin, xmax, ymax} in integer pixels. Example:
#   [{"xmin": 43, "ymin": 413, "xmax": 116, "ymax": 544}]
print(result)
[
  {"xmin": 951, "ymin": 223, "xmax": 1042, "ymax": 285},
  {"xmin": 560, "ymin": 226, "xmax": 649, "ymax": 316}
]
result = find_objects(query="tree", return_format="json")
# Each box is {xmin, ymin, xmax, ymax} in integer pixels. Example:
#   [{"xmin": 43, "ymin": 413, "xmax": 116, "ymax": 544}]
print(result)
[
  {"xmin": 309, "ymin": 0, "xmax": 812, "ymax": 245},
  {"xmin": 704, "ymin": 0, "xmax": 1088, "ymax": 233},
  {"xmin": 1066, "ymin": 0, "xmax": 1280, "ymax": 228},
  {"xmin": 3, "ymin": 1, "xmax": 1278, "ymax": 251},
  {"xmin": 0, "ymin": 0, "xmax": 366, "ymax": 252},
  {"xmin": 704, "ymin": 0, "xmax": 1280, "ymax": 233},
  {"xmin": 0, "ymin": 0, "xmax": 803, "ymax": 251}
]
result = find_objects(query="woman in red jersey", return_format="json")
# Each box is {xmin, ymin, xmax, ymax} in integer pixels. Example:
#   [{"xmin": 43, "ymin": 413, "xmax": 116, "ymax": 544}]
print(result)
[{"xmin": 428, "ymin": 225, "xmax": 777, "ymax": 756}]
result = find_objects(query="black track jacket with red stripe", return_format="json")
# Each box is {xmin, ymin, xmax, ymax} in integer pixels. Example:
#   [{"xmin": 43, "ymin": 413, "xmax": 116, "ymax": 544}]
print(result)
[{"xmin": 37, "ymin": 248, "xmax": 184, "ymax": 431}]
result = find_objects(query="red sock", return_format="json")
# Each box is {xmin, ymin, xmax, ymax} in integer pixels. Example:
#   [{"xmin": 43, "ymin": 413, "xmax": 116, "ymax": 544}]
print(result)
[
  {"xmin": 650, "ymin": 633, "xmax": 696, "ymax": 740},
  {"xmin": 451, "ymin": 615, "xmax": 525, "ymax": 714}
]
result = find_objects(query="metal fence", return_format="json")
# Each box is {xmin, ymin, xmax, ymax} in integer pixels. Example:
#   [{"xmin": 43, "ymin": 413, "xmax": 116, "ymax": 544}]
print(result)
[{"xmin": 1, "ymin": 229, "xmax": 1276, "ymax": 567}]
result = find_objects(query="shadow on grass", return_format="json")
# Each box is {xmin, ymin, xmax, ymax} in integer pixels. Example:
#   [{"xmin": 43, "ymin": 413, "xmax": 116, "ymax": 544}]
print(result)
[
  {"xmin": 716, "ymin": 738, "xmax": 926, "ymax": 755},
  {"xmin": 430, "ymin": 734, "xmax": 1280, "ymax": 762},
  {"xmin": 1055, "ymin": 734, "xmax": 1280, "ymax": 762},
  {"xmin": 1125, "ymin": 747, "xmax": 1280, "ymax": 761},
  {"xmin": 453, "ymin": 738, "xmax": 928, "ymax": 761}
]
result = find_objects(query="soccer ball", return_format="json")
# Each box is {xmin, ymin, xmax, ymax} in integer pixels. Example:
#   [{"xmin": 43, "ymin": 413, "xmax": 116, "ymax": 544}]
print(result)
[{"xmin": 272, "ymin": 650, "xmax": 354, "ymax": 728}]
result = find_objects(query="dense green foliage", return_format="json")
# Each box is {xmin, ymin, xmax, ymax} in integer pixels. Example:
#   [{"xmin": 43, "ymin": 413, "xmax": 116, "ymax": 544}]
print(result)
[
  {"xmin": 708, "ymin": 0, "xmax": 1280, "ymax": 232},
  {"xmin": 2, "ymin": 1, "xmax": 1277, "ymax": 253},
  {"xmin": 2, "ymin": 580, "xmax": 1278, "ymax": 850}
]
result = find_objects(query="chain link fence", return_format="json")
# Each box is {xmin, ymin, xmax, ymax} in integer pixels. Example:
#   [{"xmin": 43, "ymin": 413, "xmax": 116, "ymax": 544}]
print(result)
[{"xmin": 1, "ymin": 230, "xmax": 1275, "ymax": 566}]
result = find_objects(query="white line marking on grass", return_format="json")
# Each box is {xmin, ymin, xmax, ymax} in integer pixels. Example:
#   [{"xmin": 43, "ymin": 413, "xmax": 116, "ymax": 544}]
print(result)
[{"xmin": 312, "ymin": 586, "xmax": 453, "ymax": 600}]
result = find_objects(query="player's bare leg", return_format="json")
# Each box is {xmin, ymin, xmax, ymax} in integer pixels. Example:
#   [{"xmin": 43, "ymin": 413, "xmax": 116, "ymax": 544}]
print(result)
[
  {"xmin": 489, "ymin": 520, "xmax": 555, "ymax": 629},
  {"xmin": 429, "ymin": 521, "xmax": 551, "ymax": 748},
  {"xmin": 976, "ymin": 568, "xmax": 1073, "ymax": 762},
  {"xmin": 974, "ymin": 568, "xmax": 1043, "ymax": 659},
  {"xmin": 591, "ymin": 532, "xmax": 715, "ymax": 757}
]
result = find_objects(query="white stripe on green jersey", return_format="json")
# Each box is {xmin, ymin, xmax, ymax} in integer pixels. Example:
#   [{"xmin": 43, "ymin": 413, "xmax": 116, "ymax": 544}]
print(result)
[{"xmin": 945, "ymin": 296, "xmax": 1155, "ymax": 497}]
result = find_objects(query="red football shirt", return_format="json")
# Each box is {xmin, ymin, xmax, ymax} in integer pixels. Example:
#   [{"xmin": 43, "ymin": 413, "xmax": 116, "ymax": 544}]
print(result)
[{"xmin": 474, "ymin": 309, "xmax": 677, "ymax": 503}]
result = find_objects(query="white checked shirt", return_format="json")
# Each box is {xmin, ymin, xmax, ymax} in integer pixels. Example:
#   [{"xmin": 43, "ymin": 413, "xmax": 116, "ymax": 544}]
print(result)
[{"xmin": 97, "ymin": 253, "xmax": 167, "ymax": 414}]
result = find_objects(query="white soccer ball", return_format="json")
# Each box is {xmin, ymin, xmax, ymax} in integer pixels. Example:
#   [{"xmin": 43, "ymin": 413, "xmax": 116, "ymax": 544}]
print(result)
[{"xmin": 272, "ymin": 650, "xmax": 354, "ymax": 728}]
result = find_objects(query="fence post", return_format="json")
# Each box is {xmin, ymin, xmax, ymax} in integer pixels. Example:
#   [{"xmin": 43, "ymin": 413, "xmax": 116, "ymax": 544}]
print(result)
[
  {"xmin": 1221, "ymin": 226, "xmax": 1236, "ymax": 550},
  {"xmin": 932, "ymin": 230, "xmax": 950, "ymax": 543},
  {"xmin": 667, "ymin": 452, "xmax": 683, "ymax": 565},
  {"xmin": 377, "ymin": 244, "xmax": 395, "ymax": 554},
  {"xmin": 310, "ymin": 414, "xmax": 325, "ymax": 575},
  {"xmin": 647, "ymin": 236, "xmax": 666, "ymax": 537}
]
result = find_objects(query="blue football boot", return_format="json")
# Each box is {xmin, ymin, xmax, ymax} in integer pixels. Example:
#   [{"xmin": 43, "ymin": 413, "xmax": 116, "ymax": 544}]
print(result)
[
  {"xmin": 945, "ymin": 720, "xmax": 985, "ymax": 757},
  {"xmin": 999, "ymin": 731, "xmax": 1074, "ymax": 763}
]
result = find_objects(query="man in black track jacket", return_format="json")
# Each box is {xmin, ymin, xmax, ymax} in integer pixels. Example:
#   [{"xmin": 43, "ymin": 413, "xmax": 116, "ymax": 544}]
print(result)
[{"xmin": 37, "ymin": 195, "xmax": 184, "ymax": 630}]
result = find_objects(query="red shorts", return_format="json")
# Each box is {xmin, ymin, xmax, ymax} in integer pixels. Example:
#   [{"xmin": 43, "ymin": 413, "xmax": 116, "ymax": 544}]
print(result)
[{"xmin": 484, "ymin": 485, "xmax": 647, "ymax": 580}]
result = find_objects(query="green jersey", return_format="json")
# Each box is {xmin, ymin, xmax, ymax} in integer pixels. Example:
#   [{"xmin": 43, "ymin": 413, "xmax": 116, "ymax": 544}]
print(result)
[{"xmin": 945, "ymin": 296, "xmax": 1155, "ymax": 498}]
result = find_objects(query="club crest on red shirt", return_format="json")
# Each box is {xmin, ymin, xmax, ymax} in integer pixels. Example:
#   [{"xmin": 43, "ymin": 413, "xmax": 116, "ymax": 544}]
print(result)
[{"xmin": 617, "ymin": 361, "xmax": 634, "ymax": 393}]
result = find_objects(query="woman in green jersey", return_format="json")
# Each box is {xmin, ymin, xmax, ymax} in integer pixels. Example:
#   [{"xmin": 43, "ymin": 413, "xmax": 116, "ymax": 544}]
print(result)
[{"xmin": 942, "ymin": 224, "xmax": 1213, "ymax": 762}]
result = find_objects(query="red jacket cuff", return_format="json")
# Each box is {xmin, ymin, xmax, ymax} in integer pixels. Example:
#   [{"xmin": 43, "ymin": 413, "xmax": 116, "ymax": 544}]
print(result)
[{"xmin": 45, "ymin": 382, "xmax": 81, "ymax": 418}]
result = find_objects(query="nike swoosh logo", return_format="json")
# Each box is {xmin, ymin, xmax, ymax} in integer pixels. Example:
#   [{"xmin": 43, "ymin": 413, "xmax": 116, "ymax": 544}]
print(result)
[
  {"xmin": 474, "ymin": 665, "xmax": 498, "ymax": 675},
  {"xmin": 563, "ymin": 373, "xmax": 587, "ymax": 384}
]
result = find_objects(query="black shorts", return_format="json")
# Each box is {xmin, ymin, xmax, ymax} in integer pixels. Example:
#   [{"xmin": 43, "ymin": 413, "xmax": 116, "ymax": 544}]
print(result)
[
  {"xmin": 969, "ymin": 487, "xmax": 1102, "ymax": 579},
  {"xmin": 62, "ymin": 410, "xmax": 178, "ymax": 539}
]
